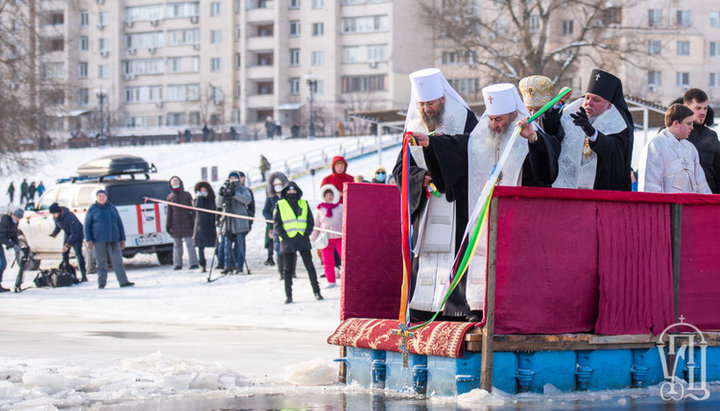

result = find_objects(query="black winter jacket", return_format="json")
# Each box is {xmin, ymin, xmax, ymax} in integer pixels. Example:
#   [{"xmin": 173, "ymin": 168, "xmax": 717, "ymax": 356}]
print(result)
[
  {"xmin": 51, "ymin": 207, "xmax": 84, "ymax": 246},
  {"xmin": 0, "ymin": 214, "xmax": 19, "ymax": 249},
  {"xmin": 273, "ymin": 182, "xmax": 314, "ymax": 254}
]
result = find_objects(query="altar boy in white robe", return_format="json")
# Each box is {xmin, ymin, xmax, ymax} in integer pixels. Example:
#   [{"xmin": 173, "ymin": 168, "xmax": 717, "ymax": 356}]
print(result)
[{"xmin": 638, "ymin": 104, "xmax": 711, "ymax": 194}]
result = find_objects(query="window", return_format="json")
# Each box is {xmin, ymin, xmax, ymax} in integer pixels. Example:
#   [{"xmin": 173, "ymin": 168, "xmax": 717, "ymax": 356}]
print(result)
[
  {"xmin": 676, "ymin": 72, "xmax": 690, "ymax": 88},
  {"xmin": 79, "ymin": 62, "xmax": 88, "ymax": 78},
  {"xmin": 235, "ymin": 52, "xmax": 241, "ymax": 69},
  {"xmin": 648, "ymin": 9, "xmax": 662, "ymax": 27},
  {"xmin": 342, "ymin": 15, "xmax": 388, "ymax": 33},
  {"xmin": 79, "ymin": 88, "xmax": 89, "ymax": 106},
  {"xmin": 711, "ymin": 42, "xmax": 720, "ymax": 57},
  {"xmin": 191, "ymin": 56, "xmax": 200, "ymax": 72},
  {"xmin": 344, "ymin": 46, "xmax": 360, "ymax": 63},
  {"xmin": 711, "ymin": 73, "xmax": 720, "ymax": 88},
  {"xmin": 442, "ymin": 51, "xmax": 459, "ymax": 65},
  {"xmin": 79, "ymin": 36, "xmax": 89, "ymax": 51},
  {"xmin": 235, "ymin": 81, "xmax": 241, "ymax": 97},
  {"xmin": 168, "ymin": 29, "xmax": 200, "ymax": 46},
  {"xmin": 125, "ymin": 86, "xmax": 163, "ymax": 103},
  {"xmin": 80, "ymin": 10, "xmax": 88, "ymax": 26},
  {"xmin": 167, "ymin": 57, "xmax": 182, "ymax": 73},
  {"xmin": 712, "ymin": 12, "xmax": 720, "ymax": 27},
  {"xmin": 312, "ymin": 22, "xmax": 324, "ymax": 36},
  {"xmin": 311, "ymin": 51, "xmax": 324, "ymax": 66},
  {"xmin": 124, "ymin": 5, "xmax": 163, "ymax": 23},
  {"xmin": 211, "ymin": 2, "xmax": 221, "ymax": 16},
  {"xmin": 125, "ymin": 116, "xmax": 148, "ymax": 128},
  {"xmin": 676, "ymin": 10, "xmax": 690, "ymax": 26},
  {"xmin": 342, "ymin": 75, "xmax": 386, "ymax": 92},
  {"xmin": 167, "ymin": 113, "xmax": 187, "ymax": 126},
  {"xmin": 189, "ymin": 111, "xmax": 200, "ymax": 124},
  {"xmin": 562, "ymin": 19, "xmax": 573, "ymax": 35},
  {"xmin": 211, "ymin": 57, "xmax": 221, "ymax": 71},
  {"xmin": 313, "ymin": 0, "xmax": 324, "ymax": 8},
  {"xmin": 212, "ymin": 87, "xmax": 223, "ymax": 103},
  {"xmin": 99, "ymin": 38, "xmax": 108, "ymax": 53},
  {"xmin": 167, "ymin": 2, "xmax": 200, "ymax": 18},
  {"xmin": 677, "ymin": 40, "xmax": 690, "ymax": 56},
  {"xmin": 648, "ymin": 71, "xmax": 661, "ymax": 88},
  {"xmin": 41, "ymin": 63, "xmax": 64, "ymax": 80},
  {"xmin": 290, "ymin": 48, "xmax": 300, "ymax": 66},
  {"xmin": 257, "ymin": 52, "xmax": 273, "ymax": 66},
  {"xmin": 98, "ymin": 12, "xmax": 109, "ymax": 27},
  {"xmin": 528, "ymin": 15, "xmax": 540, "ymax": 33},
  {"xmin": 289, "ymin": 0, "xmax": 300, "ymax": 9},
  {"xmin": 257, "ymin": 24, "xmax": 273, "ymax": 36},
  {"xmin": 167, "ymin": 84, "xmax": 200, "ymax": 101},
  {"xmin": 236, "ymin": 25, "xmax": 242, "ymax": 41},
  {"xmin": 367, "ymin": 45, "xmax": 384, "ymax": 62},
  {"xmin": 648, "ymin": 39, "xmax": 662, "ymax": 55},
  {"xmin": 289, "ymin": 78, "xmax": 300, "ymax": 95},
  {"xmin": 257, "ymin": 81, "xmax": 273, "ymax": 95},
  {"xmin": 289, "ymin": 21, "xmax": 300, "ymax": 36},
  {"xmin": 99, "ymin": 64, "xmax": 108, "ymax": 78},
  {"xmin": 448, "ymin": 78, "xmax": 479, "ymax": 94},
  {"xmin": 211, "ymin": 30, "xmax": 222, "ymax": 44},
  {"xmin": 125, "ymin": 32, "xmax": 164, "ymax": 49}
]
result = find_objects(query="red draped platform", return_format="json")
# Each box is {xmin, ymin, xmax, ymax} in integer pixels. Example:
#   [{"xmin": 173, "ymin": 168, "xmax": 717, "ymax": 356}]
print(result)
[{"xmin": 339, "ymin": 183, "xmax": 720, "ymax": 339}]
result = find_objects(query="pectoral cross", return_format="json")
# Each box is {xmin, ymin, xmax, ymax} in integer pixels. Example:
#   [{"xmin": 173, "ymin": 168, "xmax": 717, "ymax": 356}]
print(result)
[{"xmin": 391, "ymin": 323, "xmax": 415, "ymax": 367}]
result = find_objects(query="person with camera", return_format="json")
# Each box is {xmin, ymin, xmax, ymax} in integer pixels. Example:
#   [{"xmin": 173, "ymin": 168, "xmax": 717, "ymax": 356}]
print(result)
[
  {"xmin": 273, "ymin": 181, "xmax": 323, "ymax": 304},
  {"xmin": 49, "ymin": 202, "xmax": 87, "ymax": 282},
  {"xmin": 216, "ymin": 171, "xmax": 253, "ymax": 274},
  {"xmin": 0, "ymin": 209, "xmax": 24, "ymax": 292}
]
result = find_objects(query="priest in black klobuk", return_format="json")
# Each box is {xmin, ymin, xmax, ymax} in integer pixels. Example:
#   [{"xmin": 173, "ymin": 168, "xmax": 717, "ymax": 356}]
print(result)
[
  {"xmin": 391, "ymin": 68, "xmax": 478, "ymax": 320},
  {"xmin": 409, "ymin": 83, "xmax": 558, "ymax": 316},
  {"xmin": 552, "ymin": 69, "xmax": 634, "ymax": 191}
]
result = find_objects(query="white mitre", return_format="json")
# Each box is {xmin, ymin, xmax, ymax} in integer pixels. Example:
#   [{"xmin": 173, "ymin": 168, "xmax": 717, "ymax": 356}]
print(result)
[
  {"xmin": 481, "ymin": 83, "xmax": 529, "ymax": 118},
  {"xmin": 404, "ymin": 68, "xmax": 470, "ymax": 131}
]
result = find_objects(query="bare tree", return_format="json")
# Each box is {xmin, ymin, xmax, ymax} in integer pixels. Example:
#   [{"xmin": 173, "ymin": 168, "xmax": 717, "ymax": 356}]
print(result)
[{"xmin": 424, "ymin": 0, "xmax": 670, "ymax": 86}]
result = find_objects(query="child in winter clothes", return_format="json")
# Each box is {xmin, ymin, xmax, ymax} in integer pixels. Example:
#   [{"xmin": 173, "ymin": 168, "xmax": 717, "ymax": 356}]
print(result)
[{"xmin": 311, "ymin": 184, "xmax": 343, "ymax": 288}]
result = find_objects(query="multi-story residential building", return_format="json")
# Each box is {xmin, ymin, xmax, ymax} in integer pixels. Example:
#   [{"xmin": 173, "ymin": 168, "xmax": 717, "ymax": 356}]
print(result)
[{"xmin": 17, "ymin": 0, "xmax": 431, "ymax": 140}]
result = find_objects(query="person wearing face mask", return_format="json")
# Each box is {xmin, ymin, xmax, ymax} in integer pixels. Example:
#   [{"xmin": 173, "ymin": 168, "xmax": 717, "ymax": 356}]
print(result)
[
  {"xmin": 0, "ymin": 209, "xmax": 24, "ymax": 292},
  {"xmin": 192, "ymin": 181, "xmax": 217, "ymax": 272},
  {"xmin": 166, "ymin": 176, "xmax": 199, "ymax": 270},
  {"xmin": 273, "ymin": 181, "xmax": 323, "ymax": 303},
  {"xmin": 310, "ymin": 185, "xmax": 343, "ymax": 288},
  {"xmin": 216, "ymin": 171, "xmax": 253, "ymax": 274},
  {"xmin": 371, "ymin": 167, "xmax": 388, "ymax": 184},
  {"xmin": 263, "ymin": 172, "xmax": 289, "ymax": 268}
]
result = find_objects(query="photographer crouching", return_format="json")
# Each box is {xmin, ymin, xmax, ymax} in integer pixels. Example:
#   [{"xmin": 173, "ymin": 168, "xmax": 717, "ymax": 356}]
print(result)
[{"xmin": 216, "ymin": 171, "xmax": 254, "ymax": 274}]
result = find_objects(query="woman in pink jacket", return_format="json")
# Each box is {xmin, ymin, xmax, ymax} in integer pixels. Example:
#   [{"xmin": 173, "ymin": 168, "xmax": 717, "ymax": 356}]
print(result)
[{"xmin": 311, "ymin": 184, "xmax": 343, "ymax": 288}]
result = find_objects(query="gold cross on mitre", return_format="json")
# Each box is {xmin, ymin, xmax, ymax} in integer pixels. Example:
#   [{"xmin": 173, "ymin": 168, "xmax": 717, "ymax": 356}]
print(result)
[
  {"xmin": 488, "ymin": 95, "xmax": 494, "ymax": 104},
  {"xmin": 595, "ymin": 73, "xmax": 601, "ymax": 81},
  {"xmin": 391, "ymin": 323, "xmax": 415, "ymax": 367}
]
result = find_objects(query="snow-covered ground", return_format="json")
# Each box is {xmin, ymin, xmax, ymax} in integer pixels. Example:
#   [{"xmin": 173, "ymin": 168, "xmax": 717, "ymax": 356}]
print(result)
[{"xmin": 1, "ymin": 138, "xmax": 719, "ymax": 409}]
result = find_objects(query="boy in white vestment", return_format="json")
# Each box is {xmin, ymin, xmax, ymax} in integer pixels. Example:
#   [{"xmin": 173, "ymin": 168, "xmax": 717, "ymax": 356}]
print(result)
[{"xmin": 639, "ymin": 104, "xmax": 711, "ymax": 194}]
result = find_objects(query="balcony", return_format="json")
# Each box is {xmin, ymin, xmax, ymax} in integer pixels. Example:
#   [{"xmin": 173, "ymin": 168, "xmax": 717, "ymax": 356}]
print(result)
[
  {"xmin": 246, "ymin": 65, "xmax": 274, "ymax": 79},
  {"xmin": 246, "ymin": 1, "xmax": 275, "ymax": 21},
  {"xmin": 246, "ymin": 35, "xmax": 275, "ymax": 51},
  {"xmin": 247, "ymin": 94, "xmax": 274, "ymax": 108}
]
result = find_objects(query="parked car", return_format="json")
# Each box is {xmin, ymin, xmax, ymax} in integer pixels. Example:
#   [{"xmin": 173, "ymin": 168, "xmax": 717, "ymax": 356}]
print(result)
[{"xmin": 18, "ymin": 155, "xmax": 174, "ymax": 267}]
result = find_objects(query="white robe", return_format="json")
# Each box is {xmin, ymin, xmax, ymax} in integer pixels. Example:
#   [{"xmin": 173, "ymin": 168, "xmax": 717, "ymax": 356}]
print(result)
[
  {"xmin": 465, "ymin": 118, "xmax": 528, "ymax": 310},
  {"xmin": 405, "ymin": 97, "xmax": 470, "ymax": 312},
  {"xmin": 638, "ymin": 129, "xmax": 711, "ymax": 194}
]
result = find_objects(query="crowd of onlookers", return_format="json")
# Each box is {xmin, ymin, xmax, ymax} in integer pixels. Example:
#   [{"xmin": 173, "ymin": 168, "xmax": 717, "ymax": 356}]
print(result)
[{"xmin": 6, "ymin": 179, "xmax": 45, "ymax": 206}]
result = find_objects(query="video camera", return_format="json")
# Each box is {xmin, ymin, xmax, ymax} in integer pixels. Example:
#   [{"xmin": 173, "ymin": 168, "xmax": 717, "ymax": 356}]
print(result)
[{"xmin": 218, "ymin": 179, "xmax": 238, "ymax": 199}]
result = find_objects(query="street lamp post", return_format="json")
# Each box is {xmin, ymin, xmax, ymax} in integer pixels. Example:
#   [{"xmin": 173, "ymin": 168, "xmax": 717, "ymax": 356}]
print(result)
[{"xmin": 305, "ymin": 74, "xmax": 317, "ymax": 138}]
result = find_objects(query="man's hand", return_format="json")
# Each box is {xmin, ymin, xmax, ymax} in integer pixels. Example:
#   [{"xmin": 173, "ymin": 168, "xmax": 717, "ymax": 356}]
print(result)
[
  {"xmin": 62, "ymin": 245, "xmax": 70, "ymax": 253},
  {"xmin": 87, "ymin": 241, "xmax": 94, "ymax": 251},
  {"xmin": 120, "ymin": 241, "xmax": 125, "ymax": 250},
  {"xmin": 423, "ymin": 173, "xmax": 432, "ymax": 188},
  {"xmin": 411, "ymin": 132, "xmax": 430, "ymax": 147},
  {"xmin": 516, "ymin": 117, "xmax": 538, "ymax": 143},
  {"xmin": 570, "ymin": 106, "xmax": 596, "ymax": 137}
]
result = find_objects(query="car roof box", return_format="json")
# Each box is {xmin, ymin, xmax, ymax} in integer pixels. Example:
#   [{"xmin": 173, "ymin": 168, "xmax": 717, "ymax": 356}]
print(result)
[{"xmin": 77, "ymin": 155, "xmax": 151, "ymax": 177}]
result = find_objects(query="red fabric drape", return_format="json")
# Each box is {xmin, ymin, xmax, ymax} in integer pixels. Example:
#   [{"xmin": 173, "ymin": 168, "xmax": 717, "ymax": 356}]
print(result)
[
  {"xmin": 594, "ymin": 202, "xmax": 674, "ymax": 334},
  {"xmin": 679, "ymin": 205, "xmax": 720, "ymax": 331}
]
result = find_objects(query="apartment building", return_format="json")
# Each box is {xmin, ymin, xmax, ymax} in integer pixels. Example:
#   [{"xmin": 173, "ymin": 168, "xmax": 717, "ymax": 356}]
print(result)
[
  {"xmin": 434, "ymin": 1, "xmax": 720, "ymax": 108},
  {"xmin": 23, "ymin": 0, "xmax": 432, "ymax": 139}
]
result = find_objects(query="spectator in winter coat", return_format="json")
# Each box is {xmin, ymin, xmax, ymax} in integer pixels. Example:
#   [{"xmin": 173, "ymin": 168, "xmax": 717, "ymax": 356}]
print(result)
[
  {"xmin": 7, "ymin": 183, "xmax": 14, "ymax": 204},
  {"xmin": 20, "ymin": 179, "xmax": 28, "ymax": 203},
  {"xmin": 259, "ymin": 155, "xmax": 271, "ymax": 182},
  {"xmin": 320, "ymin": 156, "xmax": 354, "ymax": 203},
  {"xmin": 0, "ymin": 209, "xmax": 24, "ymax": 292},
  {"xmin": 273, "ymin": 181, "xmax": 323, "ymax": 303},
  {"xmin": 192, "ymin": 181, "xmax": 217, "ymax": 272},
  {"xmin": 310, "ymin": 184, "xmax": 343, "ymax": 288},
  {"xmin": 216, "ymin": 171, "xmax": 253, "ymax": 274},
  {"xmin": 263, "ymin": 172, "xmax": 289, "ymax": 267},
  {"xmin": 166, "ymin": 176, "xmax": 199, "ymax": 270},
  {"xmin": 36, "ymin": 181, "xmax": 45, "ymax": 197},
  {"xmin": 371, "ymin": 167, "xmax": 388, "ymax": 184},
  {"xmin": 28, "ymin": 182, "xmax": 36, "ymax": 202},
  {"xmin": 49, "ymin": 203, "xmax": 87, "ymax": 282},
  {"xmin": 84, "ymin": 190, "xmax": 134, "ymax": 289}
]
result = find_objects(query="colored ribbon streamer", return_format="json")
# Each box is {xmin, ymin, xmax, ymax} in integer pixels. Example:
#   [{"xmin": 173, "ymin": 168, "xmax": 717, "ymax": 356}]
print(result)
[
  {"xmin": 407, "ymin": 87, "xmax": 573, "ymax": 331},
  {"xmin": 398, "ymin": 132, "xmax": 415, "ymax": 325}
]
